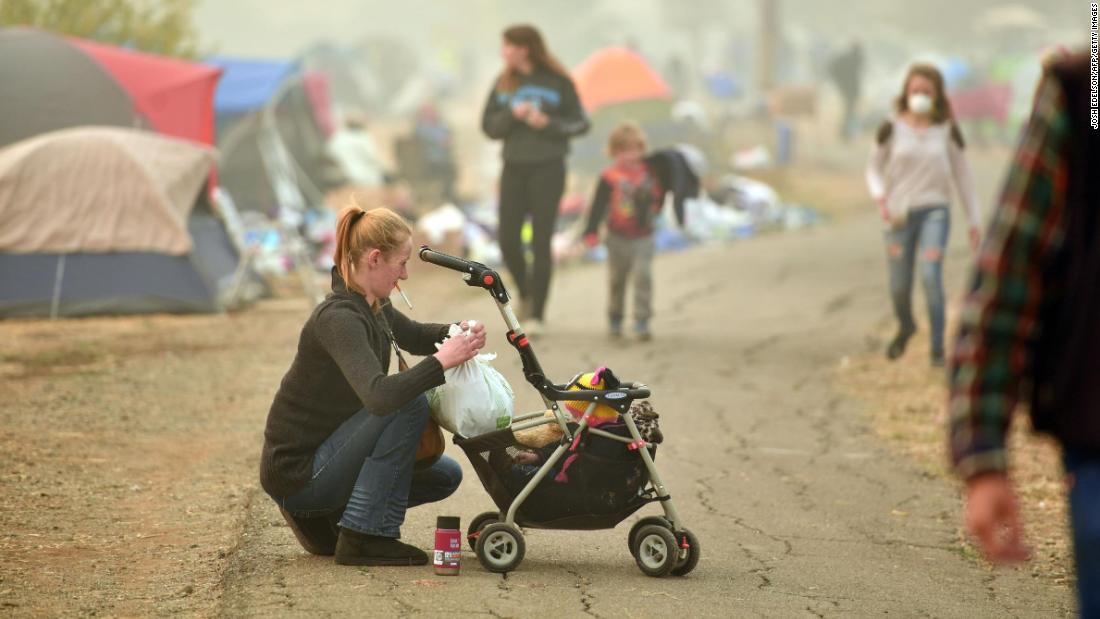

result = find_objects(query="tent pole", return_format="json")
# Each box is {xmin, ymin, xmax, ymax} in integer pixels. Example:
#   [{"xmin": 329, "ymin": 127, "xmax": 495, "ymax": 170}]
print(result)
[{"xmin": 49, "ymin": 254, "xmax": 66, "ymax": 320}]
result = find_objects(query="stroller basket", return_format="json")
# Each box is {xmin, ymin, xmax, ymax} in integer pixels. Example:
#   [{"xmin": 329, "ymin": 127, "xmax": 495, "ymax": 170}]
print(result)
[{"xmin": 455, "ymin": 422, "xmax": 659, "ymax": 530}]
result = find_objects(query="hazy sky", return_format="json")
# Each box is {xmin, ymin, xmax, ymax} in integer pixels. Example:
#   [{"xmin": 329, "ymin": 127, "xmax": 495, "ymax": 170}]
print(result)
[{"xmin": 195, "ymin": 0, "xmax": 1082, "ymax": 66}]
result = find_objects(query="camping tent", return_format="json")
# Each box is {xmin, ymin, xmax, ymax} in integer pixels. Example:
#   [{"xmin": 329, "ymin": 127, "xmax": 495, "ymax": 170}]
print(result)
[
  {"xmin": 572, "ymin": 46, "xmax": 672, "ymax": 113},
  {"xmin": 569, "ymin": 48, "xmax": 681, "ymax": 174},
  {"xmin": 209, "ymin": 57, "xmax": 339, "ymax": 214},
  {"xmin": 0, "ymin": 127, "xmax": 247, "ymax": 317},
  {"xmin": 211, "ymin": 57, "xmax": 298, "ymax": 125},
  {"xmin": 72, "ymin": 39, "xmax": 222, "ymax": 146},
  {"xmin": 0, "ymin": 28, "xmax": 139, "ymax": 148}
]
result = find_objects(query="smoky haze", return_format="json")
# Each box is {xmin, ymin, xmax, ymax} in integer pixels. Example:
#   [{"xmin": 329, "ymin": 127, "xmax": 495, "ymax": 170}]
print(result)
[{"xmin": 196, "ymin": 0, "xmax": 1082, "ymax": 71}]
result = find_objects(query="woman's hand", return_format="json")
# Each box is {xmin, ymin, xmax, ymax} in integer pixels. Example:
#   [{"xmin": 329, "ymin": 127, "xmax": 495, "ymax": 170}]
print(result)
[
  {"xmin": 968, "ymin": 226, "xmax": 981, "ymax": 251},
  {"xmin": 526, "ymin": 109, "xmax": 550, "ymax": 129},
  {"xmin": 876, "ymin": 196, "xmax": 890, "ymax": 222},
  {"xmin": 434, "ymin": 333, "xmax": 480, "ymax": 370},
  {"xmin": 511, "ymin": 101, "xmax": 532, "ymax": 120},
  {"xmin": 459, "ymin": 321, "xmax": 487, "ymax": 350}
]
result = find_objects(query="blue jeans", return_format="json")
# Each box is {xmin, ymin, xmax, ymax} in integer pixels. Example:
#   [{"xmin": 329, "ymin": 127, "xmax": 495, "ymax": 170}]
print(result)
[
  {"xmin": 1065, "ymin": 447, "xmax": 1100, "ymax": 619},
  {"xmin": 275, "ymin": 394, "xmax": 462, "ymax": 538},
  {"xmin": 884, "ymin": 206, "xmax": 950, "ymax": 356}
]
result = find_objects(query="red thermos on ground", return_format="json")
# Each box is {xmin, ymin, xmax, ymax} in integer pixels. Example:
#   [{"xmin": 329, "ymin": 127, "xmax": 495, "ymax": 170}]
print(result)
[{"xmin": 434, "ymin": 516, "xmax": 461, "ymax": 575}]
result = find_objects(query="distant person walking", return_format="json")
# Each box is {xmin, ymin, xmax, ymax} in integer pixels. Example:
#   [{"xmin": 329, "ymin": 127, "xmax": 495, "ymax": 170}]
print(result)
[
  {"xmin": 828, "ymin": 41, "xmax": 864, "ymax": 142},
  {"xmin": 948, "ymin": 51, "xmax": 1098, "ymax": 619},
  {"xmin": 866, "ymin": 63, "xmax": 981, "ymax": 367},
  {"xmin": 481, "ymin": 24, "xmax": 590, "ymax": 336}
]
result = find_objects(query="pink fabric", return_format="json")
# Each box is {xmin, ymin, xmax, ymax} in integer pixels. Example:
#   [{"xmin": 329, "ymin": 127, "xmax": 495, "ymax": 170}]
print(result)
[
  {"xmin": 554, "ymin": 454, "xmax": 580, "ymax": 483},
  {"xmin": 949, "ymin": 83, "xmax": 1012, "ymax": 123},
  {"xmin": 554, "ymin": 415, "xmax": 591, "ymax": 483},
  {"xmin": 302, "ymin": 71, "xmax": 335, "ymax": 138}
]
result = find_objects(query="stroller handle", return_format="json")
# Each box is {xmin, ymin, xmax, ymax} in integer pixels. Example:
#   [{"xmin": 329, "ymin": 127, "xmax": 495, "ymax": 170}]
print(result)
[
  {"xmin": 419, "ymin": 246, "xmax": 478, "ymax": 273},
  {"xmin": 419, "ymin": 245, "xmax": 510, "ymax": 304},
  {"xmin": 546, "ymin": 384, "xmax": 651, "ymax": 402}
]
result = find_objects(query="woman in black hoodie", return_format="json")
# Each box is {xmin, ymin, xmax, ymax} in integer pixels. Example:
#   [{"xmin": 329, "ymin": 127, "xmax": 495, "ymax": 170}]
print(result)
[{"xmin": 482, "ymin": 24, "xmax": 590, "ymax": 335}]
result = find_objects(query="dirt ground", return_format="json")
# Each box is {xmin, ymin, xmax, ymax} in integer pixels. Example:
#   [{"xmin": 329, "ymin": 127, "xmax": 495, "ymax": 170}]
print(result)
[{"xmin": 0, "ymin": 146, "xmax": 1076, "ymax": 617}]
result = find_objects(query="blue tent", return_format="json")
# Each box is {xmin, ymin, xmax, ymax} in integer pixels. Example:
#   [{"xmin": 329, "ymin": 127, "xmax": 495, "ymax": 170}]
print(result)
[
  {"xmin": 207, "ymin": 56, "xmax": 297, "ymax": 121},
  {"xmin": 207, "ymin": 57, "xmax": 302, "ymax": 213}
]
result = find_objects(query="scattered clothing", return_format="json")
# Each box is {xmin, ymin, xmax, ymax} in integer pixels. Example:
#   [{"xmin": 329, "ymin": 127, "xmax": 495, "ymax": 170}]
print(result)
[
  {"xmin": 644, "ymin": 148, "xmax": 698, "ymax": 227},
  {"xmin": 327, "ymin": 127, "xmax": 386, "ymax": 188}
]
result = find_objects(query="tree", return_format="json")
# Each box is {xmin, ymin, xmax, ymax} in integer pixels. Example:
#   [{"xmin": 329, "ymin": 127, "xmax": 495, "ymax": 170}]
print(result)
[{"xmin": 0, "ymin": 0, "xmax": 204, "ymax": 58}]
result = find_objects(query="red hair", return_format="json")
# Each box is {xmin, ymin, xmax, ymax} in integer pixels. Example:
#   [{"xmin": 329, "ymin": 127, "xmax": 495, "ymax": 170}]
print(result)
[{"xmin": 333, "ymin": 204, "xmax": 411, "ymax": 294}]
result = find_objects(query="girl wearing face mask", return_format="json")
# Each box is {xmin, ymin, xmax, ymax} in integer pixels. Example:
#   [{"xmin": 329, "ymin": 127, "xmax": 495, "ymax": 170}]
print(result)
[
  {"xmin": 481, "ymin": 24, "xmax": 590, "ymax": 337},
  {"xmin": 260, "ymin": 205, "xmax": 485, "ymax": 566},
  {"xmin": 866, "ymin": 63, "xmax": 981, "ymax": 367}
]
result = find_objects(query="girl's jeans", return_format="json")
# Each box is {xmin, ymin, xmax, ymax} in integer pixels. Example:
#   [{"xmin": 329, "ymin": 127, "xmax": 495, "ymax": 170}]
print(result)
[
  {"xmin": 884, "ymin": 205, "xmax": 950, "ymax": 356},
  {"xmin": 274, "ymin": 394, "xmax": 462, "ymax": 538}
]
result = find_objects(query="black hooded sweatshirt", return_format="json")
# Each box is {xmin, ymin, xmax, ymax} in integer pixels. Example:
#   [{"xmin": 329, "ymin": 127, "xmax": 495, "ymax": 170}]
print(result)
[{"xmin": 481, "ymin": 66, "xmax": 590, "ymax": 163}]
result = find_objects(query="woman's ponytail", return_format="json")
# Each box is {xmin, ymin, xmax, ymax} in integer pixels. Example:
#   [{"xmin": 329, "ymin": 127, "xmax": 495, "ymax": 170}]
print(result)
[{"xmin": 334, "ymin": 205, "xmax": 365, "ymax": 291}]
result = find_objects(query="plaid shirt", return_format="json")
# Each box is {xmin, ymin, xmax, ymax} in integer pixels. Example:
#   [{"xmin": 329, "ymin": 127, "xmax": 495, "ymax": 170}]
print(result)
[{"xmin": 948, "ymin": 73, "xmax": 1071, "ymax": 479}]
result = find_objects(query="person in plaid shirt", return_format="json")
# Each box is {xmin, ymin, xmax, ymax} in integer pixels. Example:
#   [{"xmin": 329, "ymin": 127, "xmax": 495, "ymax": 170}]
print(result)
[{"xmin": 949, "ymin": 50, "xmax": 1098, "ymax": 617}]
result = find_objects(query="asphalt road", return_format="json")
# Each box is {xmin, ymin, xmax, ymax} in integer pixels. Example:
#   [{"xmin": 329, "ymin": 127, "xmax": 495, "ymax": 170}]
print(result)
[{"xmin": 219, "ymin": 215, "xmax": 1073, "ymax": 618}]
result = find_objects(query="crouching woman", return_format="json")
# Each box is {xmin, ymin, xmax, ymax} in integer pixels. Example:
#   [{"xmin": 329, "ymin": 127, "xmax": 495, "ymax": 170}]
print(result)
[{"xmin": 260, "ymin": 206, "xmax": 484, "ymax": 565}]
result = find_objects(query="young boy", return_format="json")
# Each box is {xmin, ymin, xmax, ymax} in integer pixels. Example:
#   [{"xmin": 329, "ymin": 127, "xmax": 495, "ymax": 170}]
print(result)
[{"xmin": 583, "ymin": 123, "xmax": 664, "ymax": 341}]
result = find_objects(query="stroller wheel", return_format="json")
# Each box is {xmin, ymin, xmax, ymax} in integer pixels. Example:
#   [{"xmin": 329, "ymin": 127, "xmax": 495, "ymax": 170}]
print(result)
[
  {"xmin": 475, "ymin": 523, "xmax": 526, "ymax": 573},
  {"xmin": 632, "ymin": 525, "xmax": 679, "ymax": 577},
  {"xmin": 670, "ymin": 528, "xmax": 700, "ymax": 577},
  {"xmin": 467, "ymin": 511, "xmax": 500, "ymax": 551},
  {"xmin": 627, "ymin": 516, "xmax": 671, "ymax": 557}
]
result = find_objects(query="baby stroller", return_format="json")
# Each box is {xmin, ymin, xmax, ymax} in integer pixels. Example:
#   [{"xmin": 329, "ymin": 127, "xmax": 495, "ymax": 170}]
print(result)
[{"xmin": 420, "ymin": 247, "xmax": 700, "ymax": 577}]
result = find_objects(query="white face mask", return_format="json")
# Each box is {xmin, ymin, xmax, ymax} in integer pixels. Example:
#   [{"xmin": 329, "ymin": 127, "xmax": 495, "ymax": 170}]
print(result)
[{"xmin": 908, "ymin": 93, "xmax": 933, "ymax": 116}]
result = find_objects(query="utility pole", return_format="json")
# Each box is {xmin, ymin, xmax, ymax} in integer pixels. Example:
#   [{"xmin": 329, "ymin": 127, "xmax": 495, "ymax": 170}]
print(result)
[{"xmin": 757, "ymin": 0, "xmax": 779, "ymax": 92}]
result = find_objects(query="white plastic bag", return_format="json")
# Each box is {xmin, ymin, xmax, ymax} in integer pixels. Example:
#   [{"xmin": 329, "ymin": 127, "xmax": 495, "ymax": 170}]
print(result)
[{"xmin": 427, "ymin": 322, "xmax": 514, "ymax": 438}]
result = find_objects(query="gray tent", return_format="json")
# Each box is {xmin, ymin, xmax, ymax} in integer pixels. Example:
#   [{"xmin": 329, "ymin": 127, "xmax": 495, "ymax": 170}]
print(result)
[
  {"xmin": 0, "ymin": 127, "xmax": 251, "ymax": 318},
  {"xmin": 0, "ymin": 28, "xmax": 140, "ymax": 149}
]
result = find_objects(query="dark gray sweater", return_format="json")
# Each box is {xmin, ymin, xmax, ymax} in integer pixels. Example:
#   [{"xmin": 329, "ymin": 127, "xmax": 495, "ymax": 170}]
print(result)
[{"xmin": 260, "ymin": 270, "xmax": 450, "ymax": 497}]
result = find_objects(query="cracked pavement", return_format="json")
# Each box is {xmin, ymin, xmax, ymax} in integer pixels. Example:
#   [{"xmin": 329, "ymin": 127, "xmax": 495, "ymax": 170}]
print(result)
[{"xmin": 219, "ymin": 215, "xmax": 1073, "ymax": 617}]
